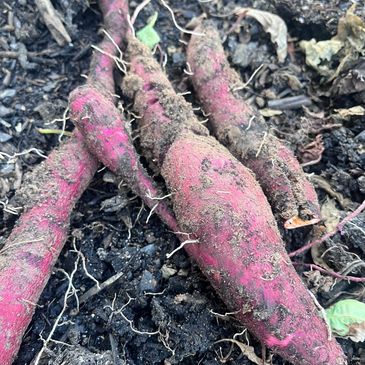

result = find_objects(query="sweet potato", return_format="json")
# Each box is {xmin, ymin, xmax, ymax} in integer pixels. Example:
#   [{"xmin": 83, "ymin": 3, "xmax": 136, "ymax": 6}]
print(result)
[
  {"xmin": 122, "ymin": 37, "xmax": 346, "ymax": 365},
  {"xmin": 70, "ymin": 87, "xmax": 178, "ymax": 230},
  {"xmin": 69, "ymin": 1, "xmax": 177, "ymax": 230},
  {"xmin": 0, "ymin": 1, "xmax": 131, "ymax": 363},
  {"xmin": 187, "ymin": 22, "xmax": 321, "ymax": 229},
  {"xmin": 0, "ymin": 131, "xmax": 97, "ymax": 365}
]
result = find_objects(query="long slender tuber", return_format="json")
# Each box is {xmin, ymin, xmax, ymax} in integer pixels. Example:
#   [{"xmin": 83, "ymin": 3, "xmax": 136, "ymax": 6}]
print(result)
[
  {"xmin": 69, "ymin": 0, "xmax": 177, "ymax": 231},
  {"xmin": 0, "ymin": 1, "xmax": 130, "ymax": 363},
  {"xmin": 0, "ymin": 131, "xmax": 98, "ymax": 365},
  {"xmin": 187, "ymin": 22, "xmax": 321, "ymax": 229},
  {"xmin": 119, "ymin": 37, "xmax": 346, "ymax": 365}
]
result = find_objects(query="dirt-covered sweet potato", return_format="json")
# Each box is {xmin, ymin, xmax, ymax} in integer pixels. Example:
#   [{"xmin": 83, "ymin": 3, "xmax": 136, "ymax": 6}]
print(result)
[
  {"xmin": 187, "ymin": 22, "xmax": 321, "ymax": 229},
  {"xmin": 122, "ymin": 37, "xmax": 346, "ymax": 365}
]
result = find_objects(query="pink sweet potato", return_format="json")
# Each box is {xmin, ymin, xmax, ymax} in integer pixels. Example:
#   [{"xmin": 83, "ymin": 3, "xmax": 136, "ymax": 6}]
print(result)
[
  {"xmin": 0, "ymin": 131, "xmax": 97, "ymax": 365},
  {"xmin": 123, "ymin": 37, "xmax": 346, "ymax": 365},
  {"xmin": 187, "ymin": 22, "xmax": 321, "ymax": 229},
  {"xmin": 0, "ymin": 1, "xmax": 132, "ymax": 363},
  {"xmin": 69, "ymin": 1, "xmax": 177, "ymax": 230},
  {"xmin": 69, "ymin": 87, "xmax": 178, "ymax": 230}
]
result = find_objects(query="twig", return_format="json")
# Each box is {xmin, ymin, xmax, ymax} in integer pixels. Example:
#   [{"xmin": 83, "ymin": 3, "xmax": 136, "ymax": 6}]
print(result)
[
  {"xmin": 79, "ymin": 270, "xmax": 125, "ymax": 304},
  {"xmin": 35, "ymin": 0, "xmax": 71, "ymax": 46},
  {"xmin": 267, "ymin": 95, "xmax": 312, "ymax": 110},
  {"xmin": 38, "ymin": 128, "xmax": 73, "ymax": 136},
  {"xmin": 289, "ymin": 200, "xmax": 365, "ymax": 257},
  {"xmin": 294, "ymin": 262, "xmax": 365, "ymax": 283}
]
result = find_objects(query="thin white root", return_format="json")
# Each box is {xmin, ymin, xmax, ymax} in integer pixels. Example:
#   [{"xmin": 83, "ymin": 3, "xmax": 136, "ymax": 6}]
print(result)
[
  {"xmin": 255, "ymin": 131, "xmax": 267, "ymax": 158},
  {"xmin": 245, "ymin": 115, "xmax": 255, "ymax": 131},
  {"xmin": 106, "ymin": 294, "xmax": 159, "ymax": 336},
  {"xmin": 0, "ymin": 199, "xmax": 21, "ymax": 215},
  {"xmin": 183, "ymin": 61, "xmax": 194, "ymax": 76},
  {"xmin": 91, "ymin": 44, "xmax": 128, "ymax": 74},
  {"xmin": 131, "ymin": 0, "xmax": 152, "ymax": 25},
  {"xmin": 166, "ymin": 239, "xmax": 199, "ymax": 258},
  {"xmin": 159, "ymin": 0, "xmax": 204, "ymax": 36},
  {"xmin": 33, "ymin": 254, "xmax": 80, "ymax": 365},
  {"xmin": 0, "ymin": 148, "xmax": 47, "ymax": 162},
  {"xmin": 146, "ymin": 202, "xmax": 159, "ymax": 223},
  {"xmin": 58, "ymin": 106, "xmax": 69, "ymax": 142},
  {"xmin": 146, "ymin": 189, "xmax": 172, "ymax": 201},
  {"xmin": 127, "ymin": 14, "xmax": 136, "ymax": 37},
  {"xmin": 233, "ymin": 64, "xmax": 264, "ymax": 92}
]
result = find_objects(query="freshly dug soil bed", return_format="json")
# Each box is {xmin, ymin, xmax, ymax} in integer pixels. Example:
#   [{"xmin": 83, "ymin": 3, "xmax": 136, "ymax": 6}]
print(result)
[{"xmin": 0, "ymin": 0, "xmax": 364, "ymax": 364}]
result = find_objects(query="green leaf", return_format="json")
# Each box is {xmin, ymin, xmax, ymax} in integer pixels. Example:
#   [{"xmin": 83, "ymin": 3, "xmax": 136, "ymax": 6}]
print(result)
[
  {"xmin": 136, "ymin": 12, "xmax": 160, "ymax": 49},
  {"xmin": 325, "ymin": 299, "xmax": 365, "ymax": 342}
]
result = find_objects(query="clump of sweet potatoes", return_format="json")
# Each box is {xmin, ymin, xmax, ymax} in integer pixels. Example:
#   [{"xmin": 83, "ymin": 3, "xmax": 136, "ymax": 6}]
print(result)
[
  {"xmin": 187, "ymin": 22, "xmax": 321, "ymax": 229},
  {"xmin": 0, "ymin": 3, "xmax": 347, "ymax": 365},
  {"xmin": 121, "ymin": 36, "xmax": 346, "ymax": 365}
]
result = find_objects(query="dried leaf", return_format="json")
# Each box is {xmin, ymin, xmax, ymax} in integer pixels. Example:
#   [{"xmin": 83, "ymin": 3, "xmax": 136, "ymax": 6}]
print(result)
[
  {"xmin": 236, "ymin": 8, "xmax": 288, "ymax": 63},
  {"xmin": 335, "ymin": 4, "xmax": 365, "ymax": 52},
  {"xmin": 334, "ymin": 105, "xmax": 365, "ymax": 119},
  {"xmin": 326, "ymin": 299, "xmax": 365, "ymax": 342},
  {"xmin": 321, "ymin": 198, "xmax": 340, "ymax": 232},
  {"xmin": 136, "ymin": 12, "xmax": 160, "ymax": 49},
  {"xmin": 299, "ymin": 39, "xmax": 343, "ymax": 76},
  {"xmin": 300, "ymin": 4, "xmax": 365, "ymax": 79}
]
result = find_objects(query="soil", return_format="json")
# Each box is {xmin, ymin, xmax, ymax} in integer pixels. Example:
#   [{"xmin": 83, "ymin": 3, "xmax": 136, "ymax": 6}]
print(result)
[{"xmin": 0, "ymin": 1, "xmax": 364, "ymax": 365}]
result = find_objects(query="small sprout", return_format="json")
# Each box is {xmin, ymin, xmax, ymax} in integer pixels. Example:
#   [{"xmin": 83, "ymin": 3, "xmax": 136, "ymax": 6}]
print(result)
[{"xmin": 136, "ymin": 12, "xmax": 160, "ymax": 49}]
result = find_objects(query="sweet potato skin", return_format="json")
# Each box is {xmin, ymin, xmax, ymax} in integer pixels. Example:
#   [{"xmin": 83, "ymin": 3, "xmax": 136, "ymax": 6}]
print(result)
[
  {"xmin": 125, "ymin": 38, "xmax": 346, "ymax": 365},
  {"xmin": 69, "ymin": 86, "xmax": 178, "ymax": 231},
  {"xmin": 187, "ymin": 23, "xmax": 320, "ymax": 227},
  {"xmin": 0, "ymin": 132, "xmax": 97, "ymax": 365},
  {"xmin": 163, "ymin": 131, "xmax": 346, "ymax": 365}
]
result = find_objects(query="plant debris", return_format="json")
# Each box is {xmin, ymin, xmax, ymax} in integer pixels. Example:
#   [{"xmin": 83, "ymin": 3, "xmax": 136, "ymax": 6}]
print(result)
[
  {"xmin": 326, "ymin": 299, "xmax": 365, "ymax": 342},
  {"xmin": 236, "ymin": 7, "xmax": 288, "ymax": 63}
]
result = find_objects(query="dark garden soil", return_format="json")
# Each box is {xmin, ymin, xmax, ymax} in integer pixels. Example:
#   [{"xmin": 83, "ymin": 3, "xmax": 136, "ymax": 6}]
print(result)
[{"xmin": 0, "ymin": 0, "xmax": 364, "ymax": 364}]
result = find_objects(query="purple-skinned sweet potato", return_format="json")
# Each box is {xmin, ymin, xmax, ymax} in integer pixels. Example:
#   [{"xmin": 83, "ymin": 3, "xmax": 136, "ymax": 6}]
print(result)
[
  {"xmin": 187, "ymin": 22, "xmax": 321, "ymax": 229},
  {"xmin": 122, "ymin": 37, "xmax": 346, "ymax": 365}
]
